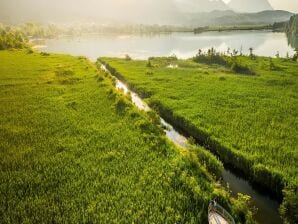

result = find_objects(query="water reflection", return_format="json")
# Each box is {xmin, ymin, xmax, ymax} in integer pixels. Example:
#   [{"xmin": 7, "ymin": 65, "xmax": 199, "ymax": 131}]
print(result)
[
  {"xmin": 44, "ymin": 31, "xmax": 295, "ymax": 60},
  {"xmin": 102, "ymin": 62, "xmax": 189, "ymax": 147},
  {"xmin": 223, "ymin": 170, "xmax": 282, "ymax": 224},
  {"xmin": 286, "ymin": 34, "xmax": 298, "ymax": 49},
  {"xmin": 115, "ymin": 78, "xmax": 188, "ymax": 147}
]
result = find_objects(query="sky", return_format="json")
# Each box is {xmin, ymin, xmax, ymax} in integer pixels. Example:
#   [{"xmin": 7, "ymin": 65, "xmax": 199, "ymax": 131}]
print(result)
[
  {"xmin": 0, "ymin": 0, "xmax": 296, "ymax": 24},
  {"xmin": 223, "ymin": 0, "xmax": 298, "ymax": 12},
  {"xmin": 269, "ymin": 0, "xmax": 298, "ymax": 12}
]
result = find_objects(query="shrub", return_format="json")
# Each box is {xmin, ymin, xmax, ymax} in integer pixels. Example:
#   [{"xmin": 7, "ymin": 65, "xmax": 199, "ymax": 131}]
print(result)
[
  {"xmin": 125, "ymin": 54, "xmax": 132, "ymax": 61},
  {"xmin": 55, "ymin": 69, "xmax": 74, "ymax": 76},
  {"xmin": 230, "ymin": 62, "xmax": 255, "ymax": 75},
  {"xmin": 193, "ymin": 54, "xmax": 226, "ymax": 66},
  {"xmin": 0, "ymin": 28, "xmax": 27, "ymax": 50},
  {"xmin": 25, "ymin": 48, "xmax": 34, "ymax": 54},
  {"xmin": 280, "ymin": 185, "xmax": 298, "ymax": 224},
  {"xmin": 114, "ymin": 97, "xmax": 130, "ymax": 114},
  {"xmin": 40, "ymin": 52, "xmax": 50, "ymax": 56},
  {"xmin": 146, "ymin": 60, "xmax": 153, "ymax": 68},
  {"xmin": 193, "ymin": 49, "xmax": 255, "ymax": 75}
]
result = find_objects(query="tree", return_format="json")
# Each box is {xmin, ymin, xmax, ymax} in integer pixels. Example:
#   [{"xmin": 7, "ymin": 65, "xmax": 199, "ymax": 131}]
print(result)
[
  {"xmin": 146, "ymin": 60, "xmax": 152, "ymax": 68},
  {"xmin": 285, "ymin": 14, "xmax": 298, "ymax": 36},
  {"xmin": 125, "ymin": 54, "xmax": 132, "ymax": 61},
  {"xmin": 293, "ymin": 48, "xmax": 298, "ymax": 62},
  {"xmin": 275, "ymin": 51, "xmax": 280, "ymax": 58},
  {"xmin": 249, "ymin": 47, "xmax": 254, "ymax": 59},
  {"xmin": 197, "ymin": 49, "xmax": 202, "ymax": 56}
]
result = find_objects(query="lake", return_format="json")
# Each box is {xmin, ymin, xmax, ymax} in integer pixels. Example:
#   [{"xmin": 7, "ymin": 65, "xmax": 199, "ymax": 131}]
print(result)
[{"xmin": 40, "ymin": 31, "xmax": 296, "ymax": 60}]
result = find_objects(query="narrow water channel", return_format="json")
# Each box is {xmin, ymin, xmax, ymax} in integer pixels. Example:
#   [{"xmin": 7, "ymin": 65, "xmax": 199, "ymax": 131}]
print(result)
[{"xmin": 101, "ymin": 65, "xmax": 282, "ymax": 224}]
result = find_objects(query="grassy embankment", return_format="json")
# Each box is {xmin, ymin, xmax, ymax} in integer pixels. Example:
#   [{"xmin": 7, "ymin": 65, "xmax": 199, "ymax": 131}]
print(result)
[
  {"xmin": 0, "ymin": 50, "xmax": 255, "ymax": 223},
  {"xmin": 100, "ymin": 55, "xmax": 298, "ymax": 223}
]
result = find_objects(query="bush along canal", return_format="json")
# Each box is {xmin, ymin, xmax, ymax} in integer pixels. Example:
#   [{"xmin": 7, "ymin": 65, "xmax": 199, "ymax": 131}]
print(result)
[{"xmin": 99, "ymin": 63, "xmax": 283, "ymax": 224}]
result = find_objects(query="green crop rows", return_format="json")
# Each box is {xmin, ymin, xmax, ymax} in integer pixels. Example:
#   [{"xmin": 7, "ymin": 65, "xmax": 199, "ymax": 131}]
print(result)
[
  {"xmin": 101, "ymin": 55, "xmax": 298, "ymax": 223},
  {"xmin": 0, "ymin": 50, "xmax": 255, "ymax": 223}
]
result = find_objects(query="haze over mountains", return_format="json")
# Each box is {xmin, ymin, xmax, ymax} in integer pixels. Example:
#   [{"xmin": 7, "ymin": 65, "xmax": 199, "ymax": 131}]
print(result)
[
  {"xmin": 0, "ymin": 0, "xmax": 294, "ymax": 25},
  {"xmin": 176, "ymin": 0, "xmax": 229, "ymax": 13},
  {"xmin": 228, "ymin": 0, "xmax": 273, "ymax": 13}
]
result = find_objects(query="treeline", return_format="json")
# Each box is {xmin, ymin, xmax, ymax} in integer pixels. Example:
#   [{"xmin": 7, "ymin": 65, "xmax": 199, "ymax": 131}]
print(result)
[
  {"xmin": 193, "ymin": 16, "xmax": 297, "ymax": 35},
  {"xmin": 0, "ymin": 25, "xmax": 27, "ymax": 50},
  {"xmin": 194, "ymin": 24, "xmax": 272, "ymax": 34},
  {"xmin": 0, "ymin": 23, "xmax": 63, "ymax": 50},
  {"xmin": 62, "ymin": 24, "xmax": 193, "ymax": 36},
  {"xmin": 285, "ymin": 14, "xmax": 298, "ymax": 35},
  {"xmin": 193, "ymin": 48, "xmax": 255, "ymax": 75},
  {"xmin": 19, "ymin": 23, "xmax": 61, "ymax": 38}
]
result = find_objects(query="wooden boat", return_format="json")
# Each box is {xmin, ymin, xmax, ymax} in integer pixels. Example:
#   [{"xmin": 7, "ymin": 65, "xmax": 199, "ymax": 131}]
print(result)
[{"xmin": 208, "ymin": 201, "xmax": 235, "ymax": 224}]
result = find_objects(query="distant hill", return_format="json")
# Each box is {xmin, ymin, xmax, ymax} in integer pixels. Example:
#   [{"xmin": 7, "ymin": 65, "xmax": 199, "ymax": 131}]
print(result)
[
  {"xmin": 0, "ymin": 0, "xmax": 294, "ymax": 27},
  {"xmin": 0, "ymin": 0, "xmax": 229, "ymax": 24},
  {"xmin": 186, "ymin": 10, "xmax": 294, "ymax": 26},
  {"xmin": 228, "ymin": 0, "xmax": 273, "ymax": 13}
]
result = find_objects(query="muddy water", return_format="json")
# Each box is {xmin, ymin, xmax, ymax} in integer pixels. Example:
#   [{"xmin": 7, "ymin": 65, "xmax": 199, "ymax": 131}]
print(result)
[{"xmin": 101, "ymin": 65, "xmax": 282, "ymax": 223}]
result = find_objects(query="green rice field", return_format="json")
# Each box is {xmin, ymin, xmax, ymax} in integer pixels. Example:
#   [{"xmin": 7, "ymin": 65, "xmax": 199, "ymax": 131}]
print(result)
[
  {"xmin": 101, "ymin": 55, "xmax": 298, "ymax": 223},
  {"xmin": 0, "ymin": 50, "xmax": 255, "ymax": 223}
]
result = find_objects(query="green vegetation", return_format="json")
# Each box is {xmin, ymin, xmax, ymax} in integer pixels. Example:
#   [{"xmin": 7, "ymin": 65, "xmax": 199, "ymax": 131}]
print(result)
[
  {"xmin": 285, "ymin": 14, "xmax": 298, "ymax": 52},
  {"xmin": 101, "ymin": 55, "xmax": 298, "ymax": 223},
  {"xmin": 193, "ymin": 48, "xmax": 255, "ymax": 75},
  {"xmin": 0, "ymin": 22, "xmax": 64, "ymax": 50},
  {"xmin": 285, "ymin": 14, "xmax": 298, "ymax": 35},
  {"xmin": 19, "ymin": 23, "xmax": 61, "ymax": 38},
  {"xmin": 0, "ymin": 25, "xmax": 28, "ymax": 50},
  {"xmin": 0, "ymin": 50, "xmax": 254, "ymax": 223},
  {"xmin": 194, "ymin": 24, "xmax": 272, "ymax": 34},
  {"xmin": 272, "ymin": 21, "xmax": 287, "ymax": 32}
]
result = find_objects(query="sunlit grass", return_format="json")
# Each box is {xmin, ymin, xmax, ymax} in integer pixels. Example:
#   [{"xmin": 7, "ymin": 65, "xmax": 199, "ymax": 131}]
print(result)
[
  {"xmin": 101, "ymin": 55, "xmax": 298, "ymax": 222},
  {"xmin": 0, "ymin": 50, "xmax": 255, "ymax": 223}
]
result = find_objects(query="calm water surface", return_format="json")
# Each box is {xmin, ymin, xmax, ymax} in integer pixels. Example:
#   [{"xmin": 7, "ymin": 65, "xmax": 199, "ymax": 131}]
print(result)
[{"xmin": 42, "ymin": 31, "xmax": 295, "ymax": 60}]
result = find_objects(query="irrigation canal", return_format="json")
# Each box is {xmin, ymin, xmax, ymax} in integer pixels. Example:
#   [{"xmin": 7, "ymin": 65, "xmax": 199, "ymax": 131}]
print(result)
[{"xmin": 101, "ymin": 65, "xmax": 282, "ymax": 224}]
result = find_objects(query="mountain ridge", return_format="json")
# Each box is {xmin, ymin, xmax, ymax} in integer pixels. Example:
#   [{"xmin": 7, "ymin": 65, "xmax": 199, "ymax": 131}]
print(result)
[
  {"xmin": 185, "ymin": 10, "xmax": 294, "ymax": 27},
  {"xmin": 0, "ymin": 0, "xmax": 294, "ymax": 25}
]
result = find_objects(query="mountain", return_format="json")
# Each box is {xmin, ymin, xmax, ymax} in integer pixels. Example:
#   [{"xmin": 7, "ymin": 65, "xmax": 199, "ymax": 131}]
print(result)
[
  {"xmin": 0, "ymin": 0, "xmax": 293, "ymax": 26},
  {"xmin": 228, "ymin": 0, "xmax": 273, "ymax": 13},
  {"xmin": 186, "ymin": 10, "xmax": 294, "ymax": 26},
  {"xmin": 0, "ymin": 0, "xmax": 229, "ymax": 24}
]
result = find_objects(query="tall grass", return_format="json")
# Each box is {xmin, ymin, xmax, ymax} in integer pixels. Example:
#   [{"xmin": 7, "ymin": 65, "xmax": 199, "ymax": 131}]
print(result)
[
  {"xmin": 101, "ymin": 55, "xmax": 298, "ymax": 223},
  {"xmin": 0, "ymin": 50, "xmax": 253, "ymax": 223}
]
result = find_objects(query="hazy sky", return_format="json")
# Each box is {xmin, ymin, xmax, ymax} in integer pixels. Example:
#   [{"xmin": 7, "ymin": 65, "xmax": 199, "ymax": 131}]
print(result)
[
  {"xmin": 0, "ymin": 0, "xmax": 297, "ymax": 24},
  {"xmin": 223, "ymin": 0, "xmax": 298, "ymax": 12}
]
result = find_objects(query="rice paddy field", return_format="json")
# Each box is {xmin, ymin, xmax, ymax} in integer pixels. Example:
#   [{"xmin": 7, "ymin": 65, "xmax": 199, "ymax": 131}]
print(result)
[
  {"xmin": 0, "ymin": 50, "xmax": 255, "ymax": 223},
  {"xmin": 100, "ymin": 56, "xmax": 298, "ymax": 223}
]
